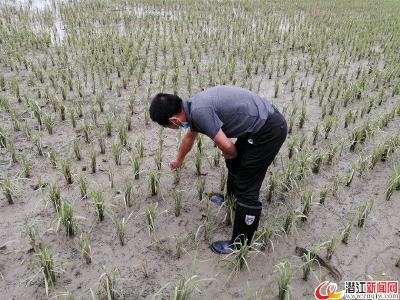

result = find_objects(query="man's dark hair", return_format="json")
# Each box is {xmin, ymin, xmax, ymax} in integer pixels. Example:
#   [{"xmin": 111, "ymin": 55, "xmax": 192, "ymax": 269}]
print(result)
[{"xmin": 149, "ymin": 93, "xmax": 183, "ymax": 126}]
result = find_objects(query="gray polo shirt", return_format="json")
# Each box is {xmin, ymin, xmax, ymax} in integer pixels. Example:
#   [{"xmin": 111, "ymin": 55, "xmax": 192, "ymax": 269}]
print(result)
[{"xmin": 182, "ymin": 85, "xmax": 274, "ymax": 139}]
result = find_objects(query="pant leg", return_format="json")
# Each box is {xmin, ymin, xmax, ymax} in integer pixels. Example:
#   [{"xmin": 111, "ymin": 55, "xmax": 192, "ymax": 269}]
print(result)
[
  {"xmin": 224, "ymin": 138, "xmax": 246, "ymax": 197},
  {"xmin": 235, "ymin": 110, "xmax": 288, "ymax": 209}
]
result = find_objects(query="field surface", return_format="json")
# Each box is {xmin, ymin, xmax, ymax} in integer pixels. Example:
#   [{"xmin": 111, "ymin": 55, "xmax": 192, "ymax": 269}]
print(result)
[{"xmin": 0, "ymin": 0, "xmax": 399, "ymax": 299}]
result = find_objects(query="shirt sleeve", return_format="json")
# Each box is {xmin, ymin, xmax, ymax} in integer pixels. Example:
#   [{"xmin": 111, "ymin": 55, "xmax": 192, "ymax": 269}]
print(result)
[{"xmin": 191, "ymin": 107, "xmax": 223, "ymax": 140}]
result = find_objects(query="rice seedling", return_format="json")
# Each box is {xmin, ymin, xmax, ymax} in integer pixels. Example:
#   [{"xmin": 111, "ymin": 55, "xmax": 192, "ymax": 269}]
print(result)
[
  {"xmin": 325, "ymin": 143, "xmax": 339, "ymax": 165},
  {"xmin": 92, "ymin": 190, "xmax": 105, "ymax": 221},
  {"xmin": 312, "ymin": 124, "xmax": 319, "ymax": 145},
  {"xmin": 300, "ymin": 191, "xmax": 313, "ymax": 221},
  {"xmin": 42, "ymin": 113, "xmax": 54, "ymax": 134},
  {"xmin": 344, "ymin": 110, "xmax": 356, "ymax": 128},
  {"xmin": 73, "ymin": 139, "xmax": 81, "ymax": 161},
  {"xmin": 223, "ymin": 195, "xmax": 236, "ymax": 226},
  {"xmin": 108, "ymin": 169, "xmax": 114, "ymax": 189},
  {"xmin": 47, "ymin": 149, "xmax": 58, "ymax": 168},
  {"xmin": 98, "ymin": 134, "xmax": 106, "ymax": 154},
  {"xmin": 197, "ymin": 177, "xmax": 206, "ymax": 201},
  {"xmin": 112, "ymin": 215, "xmax": 131, "ymax": 246},
  {"xmin": 171, "ymin": 274, "xmax": 202, "ymax": 300},
  {"xmin": 90, "ymin": 147, "xmax": 96, "ymax": 173},
  {"xmin": 340, "ymin": 220, "xmax": 353, "ymax": 244},
  {"xmin": 276, "ymin": 260, "xmax": 293, "ymax": 300},
  {"xmin": 32, "ymin": 134, "xmax": 44, "ymax": 156},
  {"xmin": 19, "ymin": 155, "xmax": 31, "ymax": 178},
  {"xmin": 298, "ymin": 100, "xmax": 307, "ymax": 128},
  {"xmin": 357, "ymin": 198, "xmax": 374, "ymax": 228},
  {"xmin": 145, "ymin": 203, "xmax": 158, "ymax": 235},
  {"xmin": 62, "ymin": 159, "xmax": 73, "ymax": 184},
  {"xmin": 79, "ymin": 176, "xmax": 88, "ymax": 200},
  {"xmin": 98, "ymin": 269, "xmax": 120, "ymax": 300},
  {"xmin": 70, "ymin": 109, "xmax": 77, "ymax": 129},
  {"xmin": 325, "ymin": 236, "xmax": 338, "ymax": 260},
  {"xmin": 23, "ymin": 223, "xmax": 42, "ymax": 251},
  {"xmin": 194, "ymin": 147, "xmax": 203, "ymax": 176},
  {"xmin": 0, "ymin": 177, "xmax": 14, "ymax": 204},
  {"xmin": 345, "ymin": 167, "xmax": 355, "ymax": 187},
  {"xmin": 155, "ymin": 147, "xmax": 162, "ymax": 171},
  {"xmin": 112, "ymin": 140, "xmax": 122, "ymax": 165},
  {"xmin": 323, "ymin": 116, "xmax": 336, "ymax": 139},
  {"xmin": 81, "ymin": 119, "xmax": 91, "ymax": 143},
  {"xmin": 227, "ymin": 238, "xmax": 262, "ymax": 282},
  {"xmin": 118, "ymin": 122, "xmax": 127, "ymax": 147},
  {"xmin": 311, "ymin": 150, "xmax": 324, "ymax": 174},
  {"xmin": 79, "ymin": 233, "xmax": 92, "ymax": 264},
  {"xmin": 6, "ymin": 136, "xmax": 18, "ymax": 163},
  {"xmin": 319, "ymin": 186, "xmax": 328, "ymax": 205},
  {"xmin": 48, "ymin": 184, "xmax": 61, "ymax": 212},
  {"xmin": 174, "ymin": 190, "xmax": 184, "ymax": 217},
  {"xmin": 105, "ymin": 117, "xmax": 112, "ymax": 137},
  {"xmin": 135, "ymin": 138, "xmax": 144, "ymax": 159},
  {"xmin": 385, "ymin": 165, "xmax": 400, "ymax": 201},
  {"xmin": 0, "ymin": 127, "xmax": 6, "ymax": 148},
  {"xmin": 283, "ymin": 209, "xmax": 295, "ymax": 235},
  {"xmin": 36, "ymin": 246, "xmax": 56, "ymax": 294},
  {"xmin": 254, "ymin": 218, "xmax": 277, "ymax": 251},
  {"xmin": 58, "ymin": 201, "xmax": 74, "ymax": 237},
  {"xmin": 148, "ymin": 171, "xmax": 161, "ymax": 196},
  {"xmin": 122, "ymin": 183, "xmax": 133, "ymax": 208},
  {"xmin": 96, "ymin": 92, "xmax": 105, "ymax": 113}
]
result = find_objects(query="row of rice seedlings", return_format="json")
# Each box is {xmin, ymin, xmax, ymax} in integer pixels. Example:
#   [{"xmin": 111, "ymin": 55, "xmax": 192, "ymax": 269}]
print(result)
[
  {"xmin": 385, "ymin": 165, "xmax": 400, "ymax": 201},
  {"xmin": 172, "ymin": 190, "xmax": 183, "ymax": 217}
]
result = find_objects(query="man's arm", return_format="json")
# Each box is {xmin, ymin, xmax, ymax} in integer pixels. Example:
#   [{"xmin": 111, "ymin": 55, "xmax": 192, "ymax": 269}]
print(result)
[
  {"xmin": 170, "ymin": 128, "xmax": 198, "ymax": 170},
  {"xmin": 213, "ymin": 129, "xmax": 237, "ymax": 159}
]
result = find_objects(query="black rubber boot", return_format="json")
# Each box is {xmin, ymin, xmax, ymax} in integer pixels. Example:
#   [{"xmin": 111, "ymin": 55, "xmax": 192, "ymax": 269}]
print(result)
[{"xmin": 210, "ymin": 203, "xmax": 261, "ymax": 254}]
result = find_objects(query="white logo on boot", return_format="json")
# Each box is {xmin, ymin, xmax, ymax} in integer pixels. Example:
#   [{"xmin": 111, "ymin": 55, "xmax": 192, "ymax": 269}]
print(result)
[{"xmin": 245, "ymin": 215, "xmax": 255, "ymax": 225}]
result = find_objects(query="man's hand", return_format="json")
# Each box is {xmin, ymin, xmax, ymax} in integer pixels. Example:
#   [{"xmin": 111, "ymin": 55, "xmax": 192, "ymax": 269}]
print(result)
[
  {"xmin": 223, "ymin": 149, "xmax": 237, "ymax": 160},
  {"xmin": 169, "ymin": 158, "xmax": 181, "ymax": 170},
  {"xmin": 213, "ymin": 129, "xmax": 237, "ymax": 159}
]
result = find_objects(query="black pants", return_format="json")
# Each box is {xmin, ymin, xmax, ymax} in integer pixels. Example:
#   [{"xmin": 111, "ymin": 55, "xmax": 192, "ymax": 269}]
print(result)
[{"xmin": 225, "ymin": 106, "xmax": 287, "ymax": 209}]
